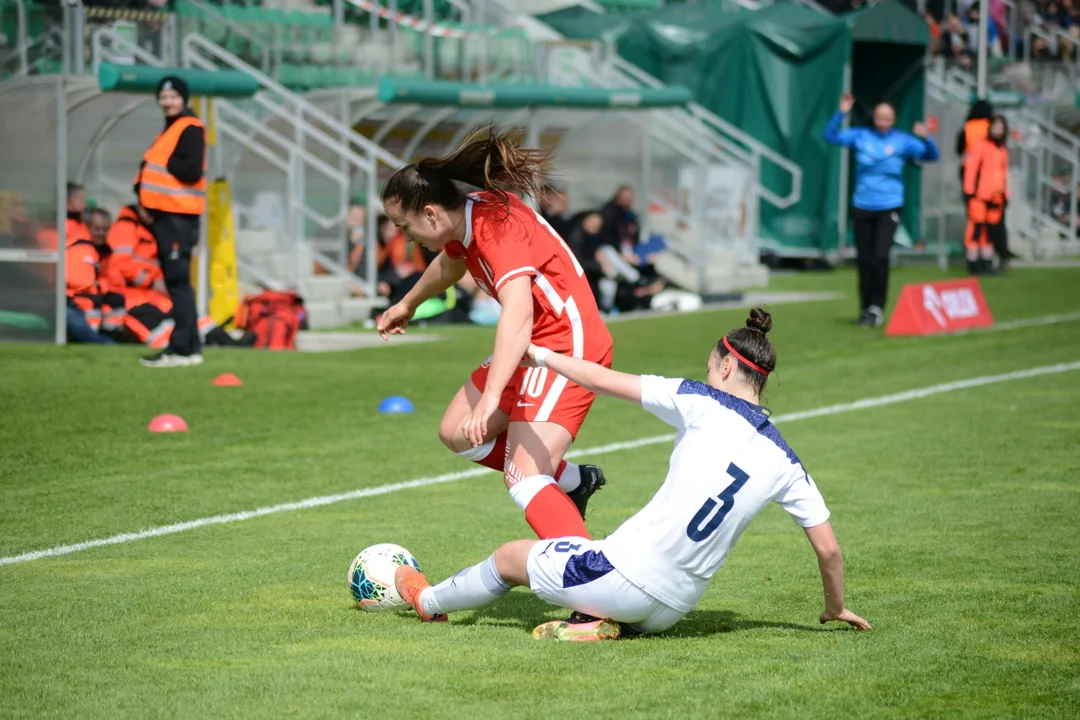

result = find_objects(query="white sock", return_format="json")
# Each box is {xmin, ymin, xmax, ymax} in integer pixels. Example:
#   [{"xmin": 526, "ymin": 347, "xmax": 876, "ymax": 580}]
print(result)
[
  {"xmin": 508, "ymin": 475, "xmax": 555, "ymax": 512},
  {"xmin": 455, "ymin": 439, "xmax": 496, "ymax": 463},
  {"xmin": 420, "ymin": 554, "xmax": 511, "ymax": 616},
  {"xmin": 556, "ymin": 462, "xmax": 582, "ymax": 493}
]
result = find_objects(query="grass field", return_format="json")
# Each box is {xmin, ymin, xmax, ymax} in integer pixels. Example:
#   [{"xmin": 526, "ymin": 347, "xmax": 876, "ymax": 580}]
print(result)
[{"xmin": 2, "ymin": 266, "xmax": 1079, "ymax": 719}]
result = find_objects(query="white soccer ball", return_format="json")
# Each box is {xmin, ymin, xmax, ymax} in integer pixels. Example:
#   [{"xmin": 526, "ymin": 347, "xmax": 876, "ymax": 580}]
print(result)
[{"xmin": 347, "ymin": 543, "xmax": 421, "ymax": 612}]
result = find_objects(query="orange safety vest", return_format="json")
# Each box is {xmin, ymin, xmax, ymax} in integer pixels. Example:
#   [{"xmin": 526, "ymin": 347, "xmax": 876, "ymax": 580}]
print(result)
[
  {"xmin": 964, "ymin": 139, "xmax": 1009, "ymax": 203},
  {"xmin": 134, "ymin": 116, "xmax": 207, "ymax": 215},
  {"xmin": 104, "ymin": 207, "xmax": 164, "ymax": 290},
  {"xmin": 65, "ymin": 219, "xmax": 101, "ymax": 298},
  {"xmin": 962, "ymin": 118, "xmax": 991, "ymax": 160}
]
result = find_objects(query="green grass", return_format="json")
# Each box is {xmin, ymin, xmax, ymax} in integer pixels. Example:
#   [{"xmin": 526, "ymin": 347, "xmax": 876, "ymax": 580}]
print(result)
[{"xmin": 2, "ymin": 266, "xmax": 1079, "ymax": 719}]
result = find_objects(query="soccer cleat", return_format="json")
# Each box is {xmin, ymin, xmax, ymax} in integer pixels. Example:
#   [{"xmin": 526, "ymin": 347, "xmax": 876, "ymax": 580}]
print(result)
[
  {"xmin": 394, "ymin": 565, "xmax": 447, "ymax": 623},
  {"xmin": 867, "ymin": 305, "xmax": 884, "ymax": 328},
  {"xmin": 857, "ymin": 310, "xmax": 872, "ymax": 328},
  {"xmin": 140, "ymin": 351, "xmax": 193, "ymax": 368},
  {"xmin": 532, "ymin": 618, "xmax": 621, "ymax": 642},
  {"xmin": 566, "ymin": 610, "xmax": 602, "ymax": 624},
  {"xmin": 566, "ymin": 465, "xmax": 606, "ymax": 518}
]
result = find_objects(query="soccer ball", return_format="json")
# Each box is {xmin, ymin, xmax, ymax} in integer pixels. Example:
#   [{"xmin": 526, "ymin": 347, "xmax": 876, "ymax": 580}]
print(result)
[{"xmin": 348, "ymin": 543, "xmax": 421, "ymax": 611}]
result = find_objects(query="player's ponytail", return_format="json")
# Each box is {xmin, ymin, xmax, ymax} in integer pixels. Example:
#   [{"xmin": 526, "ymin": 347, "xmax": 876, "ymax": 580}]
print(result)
[
  {"xmin": 716, "ymin": 307, "xmax": 776, "ymax": 393},
  {"xmin": 381, "ymin": 125, "xmax": 552, "ymax": 216}
]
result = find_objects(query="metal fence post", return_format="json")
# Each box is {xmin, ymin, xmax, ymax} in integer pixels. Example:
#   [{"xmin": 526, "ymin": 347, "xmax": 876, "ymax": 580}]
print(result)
[
  {"xmin": 15, "ymin": 0, "xmax": 28, "ymax": 76},
  {"xmin": 639, "ymin": 113, "xmax": 652, "ymax": 242},
  {"xmin": 746, "ymin": 153, "xmax": 761, "ymax": 267},
  {"xmin": 838, "ymin": 61, "xmax": 852, "ymax": 261},
  {"xmin": 365, "ymin": 148, "xmax": 378, "ymax": 299},
  {"xmin": 55, "ymin": 77, "xmax": 68, "ymax": 345},
  {"xmin": 74, "ymin": 1, "xmax": 86, "ymax": 75},
  {"xmin": 423, "ymin": 0, "xmax": 434, "ymax": 81}
]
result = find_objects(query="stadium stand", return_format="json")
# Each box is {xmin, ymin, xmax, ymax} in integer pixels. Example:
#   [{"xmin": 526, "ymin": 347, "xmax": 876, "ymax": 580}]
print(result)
[{"xmin": 2, "ymin": 0, "xmax": 1079, "ymax": 340}]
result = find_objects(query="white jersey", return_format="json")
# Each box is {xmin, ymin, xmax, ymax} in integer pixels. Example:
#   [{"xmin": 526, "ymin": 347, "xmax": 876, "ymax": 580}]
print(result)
[{"xmin": 600, "ymin": 376, "xmax": 830, "ymax": 613}]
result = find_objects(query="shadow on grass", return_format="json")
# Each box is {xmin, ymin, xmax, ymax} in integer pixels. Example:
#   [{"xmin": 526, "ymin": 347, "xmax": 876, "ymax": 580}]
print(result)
[{"xmin": 453, "ymin": 593, "xmax": 834, "ymax": 638}]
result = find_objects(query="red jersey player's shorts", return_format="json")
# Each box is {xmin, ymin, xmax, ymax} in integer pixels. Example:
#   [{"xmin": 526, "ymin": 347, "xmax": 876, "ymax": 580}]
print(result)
[{"xmin": 469, "ymin": 344, "xmax": 613, "ymax": 440}]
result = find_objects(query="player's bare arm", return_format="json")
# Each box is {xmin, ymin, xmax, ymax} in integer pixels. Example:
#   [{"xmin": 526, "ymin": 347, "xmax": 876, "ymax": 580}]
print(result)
[
  {"xmin": 804, "ymin": 521, "xmax": 871, "ymax": 631},
  {"xmin": 523, "ymin": 344, "xmax": 641, "ymax": 404},
  {"xmin": 377, "ymin": 252, "xmax": 467, "ymax": 340},
  {"xmin": 462, "ymin": 276, "xmax": 534, "ymax": 447}
]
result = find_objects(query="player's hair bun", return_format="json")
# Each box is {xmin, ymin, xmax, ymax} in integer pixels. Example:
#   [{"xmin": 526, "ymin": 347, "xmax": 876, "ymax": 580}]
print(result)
[{"xmin": 746, "ymin": 307, "xmax": 772, "ymax": 335}]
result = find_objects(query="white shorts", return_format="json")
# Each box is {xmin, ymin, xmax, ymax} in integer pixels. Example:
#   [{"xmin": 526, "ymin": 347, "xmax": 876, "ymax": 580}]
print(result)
[{"xmin": 526, "ymin": 537, "xmax": 686, "ymax": 634}]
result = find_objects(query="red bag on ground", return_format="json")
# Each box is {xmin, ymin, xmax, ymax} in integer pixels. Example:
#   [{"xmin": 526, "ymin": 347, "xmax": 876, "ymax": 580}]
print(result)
[{"xmin": 235, "ymin": 291, "xmax": 305, "ymax": 350}]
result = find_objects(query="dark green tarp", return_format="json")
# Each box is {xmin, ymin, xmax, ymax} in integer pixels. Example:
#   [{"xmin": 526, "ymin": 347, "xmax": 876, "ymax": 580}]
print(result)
[{"xmin": 541, "ymin": 0, "xmax": 930, "ymax": 255}]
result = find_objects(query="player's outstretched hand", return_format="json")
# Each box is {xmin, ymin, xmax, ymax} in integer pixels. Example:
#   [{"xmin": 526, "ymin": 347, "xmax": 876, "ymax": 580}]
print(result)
[
  {"xmin": 377, "ymin": 301, "xmax": 413, "ymax": 341},
  {"xmin": 820, "ymin": 608, "xmax": 871, "ymax": 631}
]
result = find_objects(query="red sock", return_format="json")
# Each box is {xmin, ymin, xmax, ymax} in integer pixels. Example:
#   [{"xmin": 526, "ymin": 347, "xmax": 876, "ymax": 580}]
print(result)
[
  {"xmin": 524, "ymin": 485, "xmax": 590, "ymax": 540},
  {"xmin": 554, "ymin": 459, "xmax": 567, "ymax": 480},
  {"xmin": 457, "ymin": 432, "xmax": 508, "ymax": 472}
]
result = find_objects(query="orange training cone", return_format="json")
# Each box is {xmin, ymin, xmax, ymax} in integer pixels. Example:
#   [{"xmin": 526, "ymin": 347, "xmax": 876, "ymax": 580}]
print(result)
[
  {"xmin": 212, "ymin": 373, "xmax": 243, "ymax": 386},
  {"xmin": 148, "ymin": 414, "xmax": 188, "ymax": 433}
]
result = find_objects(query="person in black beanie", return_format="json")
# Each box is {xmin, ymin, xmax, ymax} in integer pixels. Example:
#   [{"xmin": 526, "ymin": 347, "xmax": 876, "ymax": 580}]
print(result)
[{"xmin": 137, "ymin": 75, "xmax": 208, "ymax": 367}]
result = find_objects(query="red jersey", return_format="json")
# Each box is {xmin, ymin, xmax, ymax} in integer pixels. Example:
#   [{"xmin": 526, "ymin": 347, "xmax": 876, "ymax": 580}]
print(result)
[{"xmin": 444, "ymin": 192, "xmax": 612, "ymax": 361}]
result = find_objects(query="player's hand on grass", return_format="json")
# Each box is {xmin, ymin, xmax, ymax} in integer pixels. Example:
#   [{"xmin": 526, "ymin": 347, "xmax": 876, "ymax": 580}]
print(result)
[
  {"xmin": 820, "ymin": 608, "xmax": 871, "ymax": 631},
  {"xmin": 463, "ymin": 393, "xmax": 501, "ymax": 447},
  {"xmin": 377, "ymin": 301, "xmax": 413, "ymax": 341}
]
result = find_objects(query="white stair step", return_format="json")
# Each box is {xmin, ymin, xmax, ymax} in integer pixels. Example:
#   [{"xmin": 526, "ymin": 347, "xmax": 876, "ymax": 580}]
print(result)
[
  {"xmin": 301, "ymin": 275, "xmax": 349, "ymax": 303},
  {"xmin": 235, "ymin": 229, "xmax": 278, "ymax": 255},
  {"xmin": 304, "ymin": 297, "xmax": 387, "ymax": 330}
]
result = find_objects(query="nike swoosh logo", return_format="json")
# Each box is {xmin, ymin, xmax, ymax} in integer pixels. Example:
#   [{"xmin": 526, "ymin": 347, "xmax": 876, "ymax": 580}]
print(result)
[{"xmin": 517, "ymin": 401, "xmax": 534, "ymax": 407}]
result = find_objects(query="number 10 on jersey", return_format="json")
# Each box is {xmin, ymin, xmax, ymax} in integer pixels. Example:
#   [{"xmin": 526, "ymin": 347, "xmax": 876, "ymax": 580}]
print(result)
[{"xmin": 686, "ymin": 463, "xmax": 750, "ymax": 542}]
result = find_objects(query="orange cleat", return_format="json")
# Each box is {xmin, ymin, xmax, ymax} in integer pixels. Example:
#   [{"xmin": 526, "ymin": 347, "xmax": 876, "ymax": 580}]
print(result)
[{"xmin": 394, "ymin": 565, "xmax": 447, "ymax": 622}]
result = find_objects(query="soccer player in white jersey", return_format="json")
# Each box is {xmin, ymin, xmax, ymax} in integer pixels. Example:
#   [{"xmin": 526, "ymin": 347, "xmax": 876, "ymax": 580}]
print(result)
[{"xmin": 394, "ymin": 308, "xmax": 871, "ymax": 640}]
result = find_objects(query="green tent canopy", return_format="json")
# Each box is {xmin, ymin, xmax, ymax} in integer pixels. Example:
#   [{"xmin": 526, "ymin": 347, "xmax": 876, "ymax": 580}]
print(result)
[{"xmin": 848, "ymin": 0, "xmax": 930, "ymax": 45}]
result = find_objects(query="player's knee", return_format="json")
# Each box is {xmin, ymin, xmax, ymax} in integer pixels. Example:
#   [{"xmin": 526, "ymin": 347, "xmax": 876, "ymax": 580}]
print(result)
[
  {"xmin": 494, "ymin": 540, "xmax": 532, "ymax": 586},
  {"xmin": 437, "ymin": 416, "xmax": 465, "ymax": 452}
]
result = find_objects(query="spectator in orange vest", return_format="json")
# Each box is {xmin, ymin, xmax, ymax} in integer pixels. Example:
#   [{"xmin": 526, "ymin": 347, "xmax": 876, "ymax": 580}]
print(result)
[
  {"xmin": 964, "ymin": 115, "xmax": 1011, "ymax": 275},
  {"xmin": 87, "ymin": 208, "xmax": 111, "ymax": 249},
  {"xmin": 135, "ymin": 75, "xmax": 207, "ymax": 368},
  {"xmin": 63, "ymin": 183, "xmax": 116, "ymax": 344}
]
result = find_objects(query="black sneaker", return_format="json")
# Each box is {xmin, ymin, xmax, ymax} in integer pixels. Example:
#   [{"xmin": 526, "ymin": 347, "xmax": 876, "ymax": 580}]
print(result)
[{"xmin": 566, "ymin": 464, "xmax": 606, "ymax": 518}]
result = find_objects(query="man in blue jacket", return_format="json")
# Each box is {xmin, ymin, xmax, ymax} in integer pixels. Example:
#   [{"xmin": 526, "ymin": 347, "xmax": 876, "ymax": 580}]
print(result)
[{"xmin": 824, "ymin": 94, "xmax": 940, "ymax": 328}]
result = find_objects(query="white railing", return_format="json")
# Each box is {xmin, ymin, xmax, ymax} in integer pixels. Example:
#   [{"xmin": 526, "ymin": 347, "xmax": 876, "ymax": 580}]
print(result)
[{"xmin": 182, "ymin": 33, "xmax": 407, "ymax": 294}]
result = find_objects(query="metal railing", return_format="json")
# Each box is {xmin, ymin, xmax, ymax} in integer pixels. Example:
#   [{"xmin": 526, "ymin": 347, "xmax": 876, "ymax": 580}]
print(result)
[
  {"xmin": 180, "ymin": 0, "xmax": 272, "ymax": 75},
  {"xmin": 1025, "ymin": 23, "xmax": 1080, "ymax": 70},
  {"xmin": 87, "ymin": 27, "xmax": 405, "ymax": 298},
  {"xmin": 181, "ymin": 33, "xmax": 406, "ymax": 294}
]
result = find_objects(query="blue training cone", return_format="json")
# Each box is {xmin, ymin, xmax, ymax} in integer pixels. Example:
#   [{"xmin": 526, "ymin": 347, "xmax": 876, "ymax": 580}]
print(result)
[{"xmin": 378, "ymin": 396, "xmax": 414, "ymax": 414}]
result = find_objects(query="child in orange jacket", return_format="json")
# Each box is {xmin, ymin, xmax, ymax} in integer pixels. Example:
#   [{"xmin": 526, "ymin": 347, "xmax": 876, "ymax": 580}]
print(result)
[{"xmin": 963, "ymin": 115, "xmax": 1010, "ymax": 274}]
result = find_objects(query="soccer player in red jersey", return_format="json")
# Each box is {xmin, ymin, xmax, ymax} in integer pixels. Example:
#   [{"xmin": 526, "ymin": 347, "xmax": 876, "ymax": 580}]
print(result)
[{"xmin": 377, "ymin": 127, "xmax": 613, "ymax": 540}]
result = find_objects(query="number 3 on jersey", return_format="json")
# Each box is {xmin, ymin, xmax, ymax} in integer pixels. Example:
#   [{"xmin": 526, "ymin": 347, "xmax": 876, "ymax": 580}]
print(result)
[{"xmin": 686, "ymin": 463, "xmax": 750, "ymax": 542}]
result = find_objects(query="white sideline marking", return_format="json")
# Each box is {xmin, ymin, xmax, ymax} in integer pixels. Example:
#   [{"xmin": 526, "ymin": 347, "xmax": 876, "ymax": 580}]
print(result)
[
  {"xmin": 973, "ymin": 311, "xmax": 1080, "ymax": 334},
  {"xmin": 2, "ymin": 360, "xmax": 1079, "ymax": 568}
]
